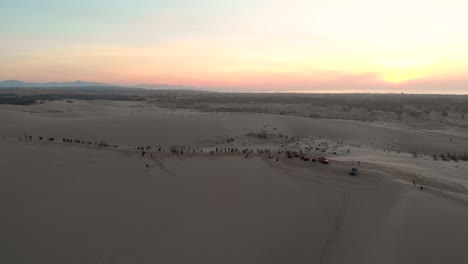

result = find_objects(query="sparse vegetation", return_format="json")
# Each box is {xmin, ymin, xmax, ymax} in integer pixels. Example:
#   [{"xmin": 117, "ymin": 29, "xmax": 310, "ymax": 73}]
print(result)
[{"xmin": 2, "ymin": 88, "xmax": 468, "ymax": 130}]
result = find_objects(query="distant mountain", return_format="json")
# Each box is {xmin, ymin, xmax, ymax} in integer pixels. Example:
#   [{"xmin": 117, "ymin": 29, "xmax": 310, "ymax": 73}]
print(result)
[
  {"xmin": 0, "ymin": 80, "xmax": 214, "ymax": 92},
  {"xmin": 0, "ymin": 80, "xmax": 114, "ymax": 88}
]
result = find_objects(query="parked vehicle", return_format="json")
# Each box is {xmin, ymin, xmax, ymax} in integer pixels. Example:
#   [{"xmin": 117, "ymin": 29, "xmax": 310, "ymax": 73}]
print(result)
[
  {"xmin": 350, "ymin": 167, "xmax": 358, "ymax": 176},
  {"xmin": 318, "ymin": 157, "xmax": 329, "ymax": 164}
]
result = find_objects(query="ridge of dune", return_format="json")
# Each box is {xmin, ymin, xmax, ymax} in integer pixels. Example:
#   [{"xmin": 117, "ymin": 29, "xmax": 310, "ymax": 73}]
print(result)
[{"xmin": 1, "ymin": 99, "xmax": 468, "ymax": 264}]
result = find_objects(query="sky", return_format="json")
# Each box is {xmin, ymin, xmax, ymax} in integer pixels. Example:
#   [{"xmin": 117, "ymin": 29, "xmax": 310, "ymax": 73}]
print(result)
[{"xmin": 1, "ymin": 0, "xmax": 467, "ymax": 93}]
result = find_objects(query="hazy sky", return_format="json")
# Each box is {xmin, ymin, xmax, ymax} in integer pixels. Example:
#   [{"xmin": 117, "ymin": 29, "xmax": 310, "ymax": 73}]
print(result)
[{"xmin": 1, "ymin": 0, "xmax": 467, "ymax": 93}]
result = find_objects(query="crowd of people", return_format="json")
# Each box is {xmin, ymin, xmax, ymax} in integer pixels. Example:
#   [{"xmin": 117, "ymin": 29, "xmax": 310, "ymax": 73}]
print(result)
[
  {"xmin": 20, "ymin": 132, "xmax": 117, "ymax": 148},
  {"xmin": 16, "ymin": 132, "xmax": 429, "ymax": 192},
  {"xmin": 19, "ymin": 131, "xmax": 337, "ymax": 164}
]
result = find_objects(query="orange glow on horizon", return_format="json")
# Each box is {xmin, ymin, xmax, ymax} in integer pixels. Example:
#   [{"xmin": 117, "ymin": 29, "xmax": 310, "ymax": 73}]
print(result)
[
  {"xmin": 1, "ymin": 42, "xmax": 467, "ymax": 93},
  {"xmin": 1, "ymin": 0, "xmax": 468, "ymax": 93}
]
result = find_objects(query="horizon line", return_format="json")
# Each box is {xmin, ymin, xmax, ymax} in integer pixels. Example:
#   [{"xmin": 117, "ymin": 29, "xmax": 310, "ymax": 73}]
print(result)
[{"xmin": 1, "ymin": 79, "xmax": 468, "ymax": 95}]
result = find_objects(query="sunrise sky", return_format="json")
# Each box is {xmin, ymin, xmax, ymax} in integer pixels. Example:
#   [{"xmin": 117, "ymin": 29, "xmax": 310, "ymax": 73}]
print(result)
[{"xmin": 1, "ymin": 0, "xmax": 467, "ymax": 93}]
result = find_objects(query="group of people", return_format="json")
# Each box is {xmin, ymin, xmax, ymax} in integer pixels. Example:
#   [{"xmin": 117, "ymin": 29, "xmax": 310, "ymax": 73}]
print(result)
[
  {"xmin": 20, "ymin": 132, "xmax": 117, "ymax": 148},
  {"xmin": 19, "ymin": 131, "xmax": 342, "ymax": 170}
]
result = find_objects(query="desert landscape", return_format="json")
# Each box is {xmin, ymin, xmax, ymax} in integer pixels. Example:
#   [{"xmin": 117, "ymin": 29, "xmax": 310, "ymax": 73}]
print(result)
[
  {"xmin": 3, "ymin": 0, "xmax": 468, "ymax": 262},
  {"xmin": 1, "ymin": 88, "xmax": 468, "ymax": 264}
]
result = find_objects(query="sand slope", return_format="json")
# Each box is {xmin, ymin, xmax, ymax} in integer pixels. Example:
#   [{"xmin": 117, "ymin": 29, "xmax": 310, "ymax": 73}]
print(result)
[
  {"xmin": 1, "ymin": 101, "xmax": 467, "ymax": 154},
  {"xmin": 1, "ymin": 139, "xmax": 468, "ymax": 264},
  {"xmin": 1, "ymin": 100, "xmax": 468, "ymax": 263}
]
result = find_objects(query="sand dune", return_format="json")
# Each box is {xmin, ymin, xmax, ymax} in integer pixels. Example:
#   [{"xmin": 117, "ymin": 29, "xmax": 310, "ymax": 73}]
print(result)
[
  {"xmin": 1, "ymin": 100, "xmax": 468, "ymax": 264},
  {"xmin": 1, "ymin": 101, "xmax": 467, "ymax": 154}
]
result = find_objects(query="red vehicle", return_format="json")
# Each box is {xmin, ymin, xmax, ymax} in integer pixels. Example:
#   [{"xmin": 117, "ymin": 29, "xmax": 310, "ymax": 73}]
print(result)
[{"xmin": 318, "ymin": 157, "xmax": 330, "ymax": 164}]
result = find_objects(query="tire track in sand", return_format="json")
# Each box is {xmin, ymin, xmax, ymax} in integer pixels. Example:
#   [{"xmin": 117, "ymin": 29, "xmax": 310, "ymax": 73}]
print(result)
[
  {"xmin": 320, "ymin": 184, "xmax": 351, "ymax": 264},
  {"xmin": 149, "ymin": 156, "xmax": 177, "ymax": 177}
]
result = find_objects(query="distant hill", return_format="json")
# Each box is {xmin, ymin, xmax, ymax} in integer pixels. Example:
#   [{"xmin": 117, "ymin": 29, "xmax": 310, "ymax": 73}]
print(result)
[
  {"xmin": 0, "ymin": 80, "xmax": 215, "ymax": 92},
  {"xmin": 0, "ymin": 80, "xmax": 113, "ymax": 88}
]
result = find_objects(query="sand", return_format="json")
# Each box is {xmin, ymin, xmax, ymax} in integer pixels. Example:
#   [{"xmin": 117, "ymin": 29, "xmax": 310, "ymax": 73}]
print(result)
[
  {"xmin": 1, "ymin": 100, "xmax": 468, "ymax": 264},
  {"xmin": 1, "ymin": 100, "xmax": 467, "ymax": 154}
]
